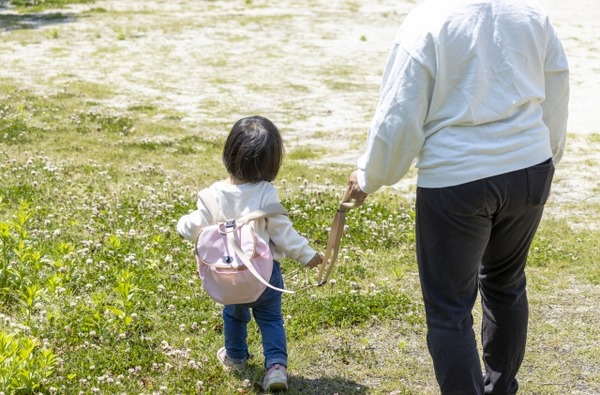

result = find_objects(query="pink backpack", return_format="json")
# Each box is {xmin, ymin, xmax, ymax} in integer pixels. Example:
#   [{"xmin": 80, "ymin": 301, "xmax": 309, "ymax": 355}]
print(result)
[{"xmin": 194, "ymin": 189, "xmax": 294, "ymax": 305}]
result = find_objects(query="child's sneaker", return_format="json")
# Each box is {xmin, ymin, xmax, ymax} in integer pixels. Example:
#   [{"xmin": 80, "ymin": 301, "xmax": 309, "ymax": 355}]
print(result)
[
  {"xmin": 217, "ymin": 347, "xmax": 248, "ymax": 372},
  {"xmin": 262, "ymin": 364, "xmax": 288, "ymax": 392}
]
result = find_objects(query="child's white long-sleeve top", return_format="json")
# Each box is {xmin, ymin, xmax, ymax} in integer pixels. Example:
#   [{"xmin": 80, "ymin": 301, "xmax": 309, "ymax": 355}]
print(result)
[{"xmin": 177, "ymin": 180, "xmax": 317, "ymax": 266}]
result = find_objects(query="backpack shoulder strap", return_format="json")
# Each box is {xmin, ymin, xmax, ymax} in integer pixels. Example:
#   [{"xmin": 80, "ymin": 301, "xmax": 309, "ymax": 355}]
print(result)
[
  {"xmin": 198, "ymin": 188, "xmax": 226, "ymax": 224},
  {"xmin": 237, "ymin": 202, "xmax": 288, "ymax": 224},
  {"xmin": 199, "ymin": 188, "xmax": 288, "ymax": 224}
]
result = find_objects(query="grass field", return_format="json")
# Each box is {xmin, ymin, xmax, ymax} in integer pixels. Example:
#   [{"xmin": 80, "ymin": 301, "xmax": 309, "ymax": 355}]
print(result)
[{"xmin": 1, "ymin": 0, "xmax": 599, "ymax": 394}]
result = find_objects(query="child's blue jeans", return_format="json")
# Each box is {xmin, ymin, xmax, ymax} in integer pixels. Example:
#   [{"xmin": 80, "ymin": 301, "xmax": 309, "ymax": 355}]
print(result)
[{"xmin": 222, "ymin": 261, "xmax": 287, "ymax": 369}]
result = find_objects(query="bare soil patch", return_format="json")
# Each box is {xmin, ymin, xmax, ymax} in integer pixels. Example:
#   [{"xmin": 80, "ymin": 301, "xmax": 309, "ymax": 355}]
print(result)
[{"xmin": 2, "ymin": 0, "xmax": 597, "ymax": 228}]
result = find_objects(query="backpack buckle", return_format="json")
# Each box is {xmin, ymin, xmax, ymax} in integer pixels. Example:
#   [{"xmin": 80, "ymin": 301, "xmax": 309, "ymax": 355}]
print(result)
[{"xmin": 222, "ymin": 220, "xmax": 236, "ymax": 264}]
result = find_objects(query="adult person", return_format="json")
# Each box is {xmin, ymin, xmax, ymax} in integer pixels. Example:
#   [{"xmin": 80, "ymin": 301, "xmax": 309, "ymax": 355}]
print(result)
[{"xmin": 347, "ymin": 0, "xmax": 569, "ymax": 394}]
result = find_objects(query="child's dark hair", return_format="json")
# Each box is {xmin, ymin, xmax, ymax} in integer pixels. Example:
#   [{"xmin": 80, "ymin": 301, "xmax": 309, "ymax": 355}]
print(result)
[{"xmin": 222, "ymin": 115, "xmax": 284, "ymax": 183}]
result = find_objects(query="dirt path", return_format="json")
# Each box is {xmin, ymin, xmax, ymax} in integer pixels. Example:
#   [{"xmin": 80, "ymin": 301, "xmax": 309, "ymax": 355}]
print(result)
[
  {"xmin": 536, "ymin": 0, "xmax": 600, "ymax": 229},
  {"xmin": 1, "ymin": 0, "xmax": 598, "ymax": 228}
]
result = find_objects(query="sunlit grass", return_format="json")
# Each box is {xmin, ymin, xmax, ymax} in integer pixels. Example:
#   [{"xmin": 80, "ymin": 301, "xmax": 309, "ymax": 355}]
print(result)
[
  {"xmin": 1, "ymin": 137, "xmax": 597, "ymax": 393},
  {"xmin": 1, "ymin": 3, "xmax": 599, "ymax": 393},
  {"xmin": 8, "ymin": 0, "xmax": 95, "ymax": 12}
]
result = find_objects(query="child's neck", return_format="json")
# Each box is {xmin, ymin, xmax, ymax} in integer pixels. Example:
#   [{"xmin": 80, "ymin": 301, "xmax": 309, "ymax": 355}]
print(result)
[{"xmin": 227, "ymin": 176, "xmax": 246, "ymax": 185}]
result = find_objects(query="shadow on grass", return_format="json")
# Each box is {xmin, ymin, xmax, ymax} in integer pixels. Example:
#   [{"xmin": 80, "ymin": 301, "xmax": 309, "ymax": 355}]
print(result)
[
  {"xmin": 0, "ymin": 0, "xmax": 77, "ymax": 31},
  {"xmin": 289, "ymin": 375, "xmax": 369, "ymax": 394},
  {"xmin": 234, "ymin": 365, "xmax": 369, "ymax": 394}
]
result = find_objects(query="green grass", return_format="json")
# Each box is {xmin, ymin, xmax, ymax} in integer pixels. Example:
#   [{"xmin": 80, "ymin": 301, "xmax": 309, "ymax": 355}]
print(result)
[
  {"xmin": 1, "ymin": 2, "xmax": 599, "ymax": 394},
  {"xmin": 1, "ymin": 83, "xmax": 598, "ymax": 392},
  {"xmin": 8, "ymin": 0, "xmax": 95, "ymax": 12}
]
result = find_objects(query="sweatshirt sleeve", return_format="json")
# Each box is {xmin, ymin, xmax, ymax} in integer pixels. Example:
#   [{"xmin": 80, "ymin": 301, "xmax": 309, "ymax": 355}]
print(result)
[
  {"xmin": 263, "ymin": 190, "xmax": 317, "ymax": 265},
  {"xmin": 176, "ymin": 196, "xmax": 212, "ymax": 242},
  {"xmin": 357, "ymin": 44, "xmax": 432, "ymax": 194},
  {"xmin": 542, "ymin": 21, "xmax": 569, "ymax": 164},
  {"xmin": 267, "ymin": 215, "xmax": 317, "ymax": 265}
]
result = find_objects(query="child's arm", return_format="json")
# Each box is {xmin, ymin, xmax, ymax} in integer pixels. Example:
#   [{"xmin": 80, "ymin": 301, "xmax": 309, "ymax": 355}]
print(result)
[
  {"xmin": 176, "ymin": 210, "xmax": 205, "ymax": 241},
  {"xmin": 266, "ymin": 213, "xmax": 319, "ymax": 266},
  {"xmin": 176, "ymin": 198, "xmax": 212, "ymax": 241},
  {"xmin": 262, "ymin": 186, "xmax": 320, "ymax": 266}
]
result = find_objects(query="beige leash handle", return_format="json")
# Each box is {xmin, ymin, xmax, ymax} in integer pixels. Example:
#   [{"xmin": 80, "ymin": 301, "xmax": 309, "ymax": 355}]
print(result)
[{"xmin": 317, "ymin": 187, "xmax": 361, "ymax": 286}]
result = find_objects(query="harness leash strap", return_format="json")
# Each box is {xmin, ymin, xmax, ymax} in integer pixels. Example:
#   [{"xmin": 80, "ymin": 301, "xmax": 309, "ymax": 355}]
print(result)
[{"xmin": 228, "ymin": 232, "xmax": 294, "ymax": 294}]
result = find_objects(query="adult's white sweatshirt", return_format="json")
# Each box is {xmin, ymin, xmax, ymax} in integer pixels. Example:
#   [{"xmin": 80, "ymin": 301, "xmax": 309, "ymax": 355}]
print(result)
[{"xmin": 357, "ymin": 0, "xmax": 569, "ymax": 192}]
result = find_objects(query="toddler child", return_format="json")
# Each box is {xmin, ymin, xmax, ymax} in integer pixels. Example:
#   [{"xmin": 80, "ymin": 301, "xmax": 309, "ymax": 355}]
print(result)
[{"xmin": 177, "ymin": 115, "xmax": 322, "ymax": 391}]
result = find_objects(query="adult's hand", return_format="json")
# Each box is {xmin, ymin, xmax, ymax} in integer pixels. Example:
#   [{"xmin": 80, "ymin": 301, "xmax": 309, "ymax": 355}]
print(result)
[{"xmin": 348, "ymin": 170, "xmax": 369, "ymax": 206}]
